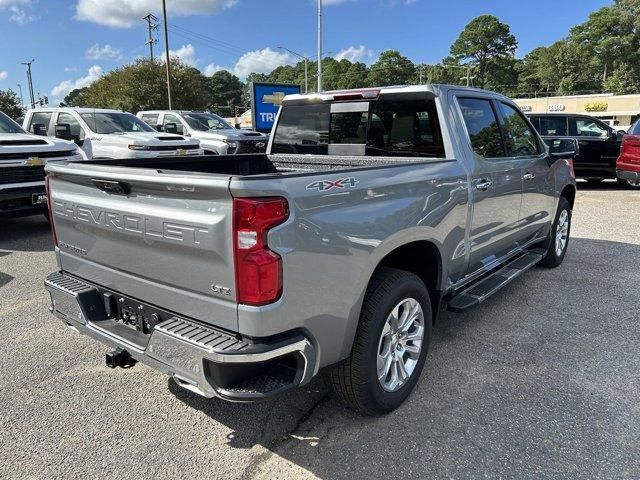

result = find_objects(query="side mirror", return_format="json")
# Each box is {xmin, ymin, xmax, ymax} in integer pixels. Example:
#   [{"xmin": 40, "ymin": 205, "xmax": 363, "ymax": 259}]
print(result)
[
  {"xmin": 548, "ymin": 137, "xmax": 579, "ymax": 160},
  {"xmin": 32, "ymin": 123, "xmax": 47, "ymax": 136},
  {"xmin": 54, "ymin": 123, "xmax": 73, "ymax": 141},
  {"xmin": 616, "ymin": 130, "xmax": 626, "ymax": 141},
  {"xmin": 164, "ymin": 122, "xmax": 179, "ymax": 135}
]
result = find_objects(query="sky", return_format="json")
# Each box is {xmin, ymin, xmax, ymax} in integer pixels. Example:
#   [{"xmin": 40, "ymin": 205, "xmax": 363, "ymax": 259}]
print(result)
[{"xmin": 0, "ymin": 0, "xmax": 613, "ymax": 104}]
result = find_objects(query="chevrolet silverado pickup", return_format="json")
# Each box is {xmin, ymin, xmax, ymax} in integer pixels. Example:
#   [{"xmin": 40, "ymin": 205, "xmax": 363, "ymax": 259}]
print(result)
[
  {"xmin": 44, "ymin": 85, "xmax": 577, "ymax": 415},
  {"xmin": 0, "ymin": 110, "xmax": 85, "ymax": 218},
  {"xmin": 23, "ymin": 108, "xmax": 203, "ymax": 160}
]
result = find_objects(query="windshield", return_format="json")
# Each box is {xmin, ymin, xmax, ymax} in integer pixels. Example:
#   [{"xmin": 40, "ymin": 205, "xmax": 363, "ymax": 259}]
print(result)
[
  {"xmin": 79, "ymin": 112, "xmax": 155, "ymax": 134},
  {"xmin": 182, "ymin": 112, "xmax": 232, "ymax": 131},
  {"xmin": 0, "ymin": 111, "xmax": 25, "ymax": 134},
  {"xmin": 271, "ymin": 99, "xmax": 445, "ymax": 157}
]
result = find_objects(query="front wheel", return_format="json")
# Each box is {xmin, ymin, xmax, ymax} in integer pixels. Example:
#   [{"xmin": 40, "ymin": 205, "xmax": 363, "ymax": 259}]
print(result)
[
  {"xmin": 540, "ymin": 197, "xmax": 571, "ymax": 268},
  {"xmin": 617, "ymin": 177, "xmax": 640, "ymax": 190},
  {"xmin": 330, "ymin": 267, "xmax": 432, "ymax": 415}
]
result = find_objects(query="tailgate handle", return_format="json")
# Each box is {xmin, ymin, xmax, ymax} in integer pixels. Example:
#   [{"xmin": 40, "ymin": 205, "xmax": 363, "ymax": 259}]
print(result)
[{"xmin": 92, "ymin": 179, "xmax": 131, "ymax": 195}]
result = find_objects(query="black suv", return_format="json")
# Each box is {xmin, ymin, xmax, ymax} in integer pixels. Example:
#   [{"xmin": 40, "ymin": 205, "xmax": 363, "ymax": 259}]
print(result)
[{"xmin": 527, "ymin": 113, "xmax": 625, "ymax": 185}]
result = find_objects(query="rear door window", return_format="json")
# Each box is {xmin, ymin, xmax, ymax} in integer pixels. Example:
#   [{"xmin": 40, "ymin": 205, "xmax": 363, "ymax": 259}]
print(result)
[
  {"xmin": 28, "ymin": 112, "xmax": 53, "ymax": 134},
  {"xmin": 457, "ymin": 98, "xmax": 505, "ymax": 158},
  {"xmin": 140, "ymin": 113, "xmax": 160, "ymax": 128},
  {"xmin": 538, "ymin": 116, "xmax": 568, "ymax": 136}
]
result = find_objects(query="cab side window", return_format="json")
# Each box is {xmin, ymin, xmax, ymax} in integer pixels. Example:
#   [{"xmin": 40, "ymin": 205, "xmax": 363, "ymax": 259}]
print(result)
[
  {"xmin": 140, "ymin": 114, "xmax": 160, "ymax": 130},
  {"xmin": 28, "ymin": 112, "xmax": 53, "ymax": 134},
  {"xmin": 57, "ymin": 112, "xmax": 86, "ymax": 142},
  {"xmin": 163, "ymin": 114, "xmax": 184, "ymax": 134},
  {"xmin": 498, "ymin": 103, "xmax": 541, "ymax": 157},
  {"xmin": 574, "ymin": 118, "xmax": 609, "ymax": 138},
  {"xmin": 458, "ymin": 98, "xmax": 505, "ymax": 158}
]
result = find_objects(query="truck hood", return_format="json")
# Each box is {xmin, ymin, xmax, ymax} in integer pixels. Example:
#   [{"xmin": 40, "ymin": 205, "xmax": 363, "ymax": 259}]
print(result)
[
  {"xmin": 194, "ymin": 129, "xmax": 266, "ymax": 142},
  {"xmin": 106, "ymin": 132, "xmax": 200, "ymax": 147},
  {"xmin": 0, "ymin": 132, "xmax": 78, "ymax": 152}
]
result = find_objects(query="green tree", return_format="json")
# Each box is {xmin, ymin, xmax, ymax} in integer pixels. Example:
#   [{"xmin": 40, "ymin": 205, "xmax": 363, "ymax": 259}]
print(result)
[
  {"xmin": 603, "ymin": 64, "xmax": 640, "ymax": 94},
  {"xmin": 60, "ymin": 87, "xmax": 88, "ymax": 107},
  {"xmin": 367, "ymin": 50, "xmax": 416, "ymax": 87},
  {"xmin": 0, "ymin": 89, "xmax": 23, "ymax": 120},
  {"xmin": 450, "ymin": 15, "xmax": 517, "ymax": 88},
  {"xmin": 75, "ymin": 58, "xmax": 210, "ymax": 113},
  {"xmin": 206, "ymin": 70, "xmax": 244, "ymax": 108}
]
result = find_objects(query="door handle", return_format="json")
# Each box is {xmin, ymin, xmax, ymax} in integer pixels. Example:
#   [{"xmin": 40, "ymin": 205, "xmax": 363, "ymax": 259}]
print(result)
[
  {"xmin": 522, "ymin": 172, "xmax": 535, "ymax": 181},
  {"xmin": 474, "ymin": 179, "xmax": 493, "ymax": 191}
]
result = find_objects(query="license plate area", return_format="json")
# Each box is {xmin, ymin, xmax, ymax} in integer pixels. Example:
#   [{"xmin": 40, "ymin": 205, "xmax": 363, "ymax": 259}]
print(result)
[
  {"xmin": 32, "ymin": 192, "xmax": 47, "ymax": 205},
  {"xmin": 111, "ymin": 294, "xmax": 164, "ymax": 335}
]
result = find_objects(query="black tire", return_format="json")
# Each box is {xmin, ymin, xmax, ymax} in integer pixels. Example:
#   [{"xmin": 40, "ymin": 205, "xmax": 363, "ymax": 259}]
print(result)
[
  {"xmin": 617, "ymin": 177, "xmax": 640, "ymax": 190},
  {"xmin": 330, "ymin": 267, "xmax": 432, "ymax": 415},
  {"xmin": 540, "ymin": 197, "xmax": 571, "ymax": 268}
]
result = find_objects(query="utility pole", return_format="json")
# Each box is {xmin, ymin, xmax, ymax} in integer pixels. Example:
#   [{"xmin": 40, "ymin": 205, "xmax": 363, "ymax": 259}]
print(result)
[
  {"xmin": 278, "ymin": 46, "xmax": 309, "ymax": 93},
  {"xmin": 21, "ymin": 60, "xmax": 35, "ymax": 109},
  {"xmin": 161, "ymin": 0, "xmax": 172, "ymax": 109},
  {"xmin": 142, "ymin": 13, "xmax": 159, "ymax": 61},
  {"xmin": 317, "ymin": 0, "xmax": 323, "ymax": 92}
]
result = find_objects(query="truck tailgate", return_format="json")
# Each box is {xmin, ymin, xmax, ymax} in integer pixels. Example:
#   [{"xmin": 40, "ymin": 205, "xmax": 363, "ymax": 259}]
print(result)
[{"xmin": 46, "ymin": 162, "xmax": 238, "ymax": 332}]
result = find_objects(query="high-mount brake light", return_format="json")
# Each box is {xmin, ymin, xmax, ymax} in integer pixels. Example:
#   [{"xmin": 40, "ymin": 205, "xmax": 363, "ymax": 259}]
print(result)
[
  {"xmin": 233, "ymin": 197, "xmax": 289, "ymax": 306},
  {"xmin": 330, "ymin": 89, "xmax": 381, "ymax": 101},
  {"xmin": 44, "ymin": 175, "xmax": 58, "ymax": 246}
]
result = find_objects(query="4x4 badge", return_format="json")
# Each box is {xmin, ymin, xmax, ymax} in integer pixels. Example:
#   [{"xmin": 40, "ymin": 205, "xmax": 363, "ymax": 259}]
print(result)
[{"xmin": 306, "ymin": 177, "xmax": 359, "ymax": 192}]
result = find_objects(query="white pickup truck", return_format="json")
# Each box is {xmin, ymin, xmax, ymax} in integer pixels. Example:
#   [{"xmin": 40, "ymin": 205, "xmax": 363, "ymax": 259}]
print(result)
[
  {"xmin": 137, "ymin": 110, "xmax": 268, "ymax": 155},
  {"xmin": 23, "ymin": 108, "xmax": 203, "ymax": 160},
  {"xmin": 0, "ymin": 110, "xmax": 85, "ymax": 218}
]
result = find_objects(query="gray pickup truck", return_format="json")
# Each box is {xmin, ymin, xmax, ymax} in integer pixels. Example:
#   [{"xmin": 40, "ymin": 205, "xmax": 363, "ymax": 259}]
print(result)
[{"xmin": 44, "ymin": 85, "xmax": 577, "ymax": 415}]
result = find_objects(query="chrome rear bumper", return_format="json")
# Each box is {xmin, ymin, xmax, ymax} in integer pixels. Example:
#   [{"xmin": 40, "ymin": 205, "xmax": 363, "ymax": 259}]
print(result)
[{"xmin": 45, "ymin": 271, "xmax": 317, "ymax": 401}]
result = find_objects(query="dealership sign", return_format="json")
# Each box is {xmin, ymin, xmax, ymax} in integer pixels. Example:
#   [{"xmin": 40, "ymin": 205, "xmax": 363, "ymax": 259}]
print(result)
[{"xmin": 250, "ymin": 82, "xmax": 302, "ymax": 133}]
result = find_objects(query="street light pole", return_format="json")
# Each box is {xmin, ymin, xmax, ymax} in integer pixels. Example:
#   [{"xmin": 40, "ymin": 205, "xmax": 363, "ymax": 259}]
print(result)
[
  {"xmin": 21, "ymin": 59, "xmax": 35, "ymax": 109},
  {"xmin": 317, "ymin": 0, "xmax": 323, "ymax": 92},
  {"xmin": 278, "ymin": 46, "xmax": 309, "ymax": 93},
  {"xmin": 161, "ymin": 0, "xmax": 173, "ymax": 109}
]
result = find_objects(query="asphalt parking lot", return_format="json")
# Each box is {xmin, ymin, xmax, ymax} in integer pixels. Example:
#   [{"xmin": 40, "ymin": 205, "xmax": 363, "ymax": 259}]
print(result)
[{"xmin": 1, "ymin": 181, "xmax": 638, "ymax": 480}]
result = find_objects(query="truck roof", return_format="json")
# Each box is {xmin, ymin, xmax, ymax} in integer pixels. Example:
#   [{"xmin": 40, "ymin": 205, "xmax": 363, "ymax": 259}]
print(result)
[
  {"xmin": 282, "ymin": 84, "xmax": 510, "ymax": 105},
  {"xmin": 27, "ymin": 107, "xmax": 127, "ymax": 114}
]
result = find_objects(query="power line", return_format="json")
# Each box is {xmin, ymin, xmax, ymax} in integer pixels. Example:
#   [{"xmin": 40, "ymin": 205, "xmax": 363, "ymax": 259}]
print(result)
[{"xmin": 142, "ymin": 13, "xmax": 159, "ymax": 61}]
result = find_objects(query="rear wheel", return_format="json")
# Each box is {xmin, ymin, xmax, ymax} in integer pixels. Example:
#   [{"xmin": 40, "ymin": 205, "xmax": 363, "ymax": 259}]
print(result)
[
  {"xmin": 330, "ymin": 267, "xmax": 432, "ymax": 415},
  {"xmin": 540, "ymin": 197, "xmax": 571, "ymax": 268},
  {"xmin": 617, "ymin": 177, "xmax": 640, "ymax": 190}
]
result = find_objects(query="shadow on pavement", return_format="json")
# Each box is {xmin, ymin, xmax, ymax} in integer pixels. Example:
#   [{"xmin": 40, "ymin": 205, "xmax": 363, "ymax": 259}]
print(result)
[
  {"xmin": 169, "ymin": 237, "xmax": 640, "ymax": 479},
  {"xmin": 0, "ymin": 215, "xmax": 53, "ymax": 252}
]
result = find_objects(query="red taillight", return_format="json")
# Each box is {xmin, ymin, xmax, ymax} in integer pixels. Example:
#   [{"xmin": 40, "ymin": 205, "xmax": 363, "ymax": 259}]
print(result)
[
  {"xmin": 621, "ymin": 135, "xmax": 640, "ymax": 161},
  {"xmin": 44, "ymin": 175, "xmax": 58, "ymax": 246},
  {"xmin": 233, "ymin": 197, "xmax": 289, "ymax": 306}
]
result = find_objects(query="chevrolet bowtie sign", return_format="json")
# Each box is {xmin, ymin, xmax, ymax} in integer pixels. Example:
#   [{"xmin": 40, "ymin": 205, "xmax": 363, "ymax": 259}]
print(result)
[{"xmin": 251, "ymin": 82, "xmax": 301, "ymax": 133}]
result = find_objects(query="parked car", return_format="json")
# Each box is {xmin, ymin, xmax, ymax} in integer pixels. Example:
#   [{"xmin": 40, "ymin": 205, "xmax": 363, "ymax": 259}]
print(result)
[
  {"xmin": 44, "ymin": 85, "xmax": 577, "ymax": 415},
  {"xmin": 527, "ymin": 113, "xmax": 632, "ymax": 187},
  {"xmin": 23, "ymin": 108, "xmax": 203, "ymax": 159},
  {"xmin": 0, "ymin": 110, "xmax": 85, "ymax": 218},
  {"xmin": 137, "ymin": 110, "xmax": 268, "ymax": 155},
  {"xmin": 616, "ymin": 120, "xmax": 640, "ymax": 188}
]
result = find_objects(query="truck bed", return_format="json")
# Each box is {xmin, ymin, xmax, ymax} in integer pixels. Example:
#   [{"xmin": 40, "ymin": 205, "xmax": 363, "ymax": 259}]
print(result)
[{"xmin": 86, "ymin": 153, "xmax": 432, "ymax": 176}]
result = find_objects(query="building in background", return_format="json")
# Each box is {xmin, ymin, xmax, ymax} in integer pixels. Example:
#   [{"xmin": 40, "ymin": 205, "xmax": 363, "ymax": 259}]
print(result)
[{"xmin": 513, "ymin": 93, "xmax": 640, "ymax": 131}]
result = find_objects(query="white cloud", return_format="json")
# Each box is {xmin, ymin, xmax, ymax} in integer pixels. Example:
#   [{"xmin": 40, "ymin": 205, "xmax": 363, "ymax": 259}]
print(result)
[
  {"xmin": 168, "ymin": 44, "xmax": 197, "ymax": 66},
  {"xmin": 51, "ymin": 65, "xmax": 103, "ymax": 97},
  {"xmin": 76, "ymin": 0, "xmax": 238, "ymax": 28},
  {"xmin": 204, "ymin": 48, "xmax": 295, "ymax": 80},
  {"xmin": 335, "ymin": 45, "xmax": 373, "ymax": 63},
  {"xmin": 0, "ymin": 71, "xmax": 7, "ymax": 80},
  {"xmin": 86, "ymin": 44, "xmax": 123, "ymax": 61},
  {"xmin": 0, "ymin": 0, "xmax": 37, "ymax": 24}
]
